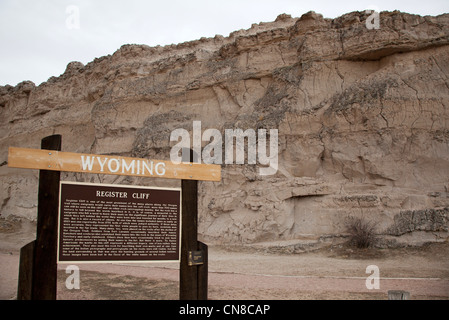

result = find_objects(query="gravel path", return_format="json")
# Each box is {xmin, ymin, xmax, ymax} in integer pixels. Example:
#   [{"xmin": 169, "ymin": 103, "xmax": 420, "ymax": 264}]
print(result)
[
  {"xmin": 1, "ymin": 220, "xmax": 448, "ymax": 300},
  {"xmin": 54, "ymin": 261, "xmax": 449, "ymax": 300}
]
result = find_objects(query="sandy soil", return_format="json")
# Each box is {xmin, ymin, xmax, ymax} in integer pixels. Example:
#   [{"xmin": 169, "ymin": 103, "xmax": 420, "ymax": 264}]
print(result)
[{"xmin": 1, "ymin": 218, "xmax": 448, "ymax": 300}]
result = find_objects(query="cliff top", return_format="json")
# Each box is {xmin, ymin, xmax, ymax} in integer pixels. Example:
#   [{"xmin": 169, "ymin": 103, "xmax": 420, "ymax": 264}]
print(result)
[{"xmin": 1, "ymin": 10, "xmax": 448, "ymax": 94}]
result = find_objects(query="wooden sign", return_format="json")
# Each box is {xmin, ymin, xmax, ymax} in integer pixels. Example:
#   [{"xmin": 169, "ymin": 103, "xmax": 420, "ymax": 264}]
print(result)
[
  {"xmin": 14, "ymin": 135, "xmax": 209, "ymax": 300},
  {"xmin": 58, "ymin": 182, "xmax": 181, "ymax": 263},
  {"xmin": 8, "ymin": 147, "xmax": 221, "ymax": 182}
]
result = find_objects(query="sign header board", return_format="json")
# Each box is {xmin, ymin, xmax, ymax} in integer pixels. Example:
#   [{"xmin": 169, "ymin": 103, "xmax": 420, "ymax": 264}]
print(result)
[{"xmin": 8, "ymin": 147, "xmax": 221, "ymax": 181}]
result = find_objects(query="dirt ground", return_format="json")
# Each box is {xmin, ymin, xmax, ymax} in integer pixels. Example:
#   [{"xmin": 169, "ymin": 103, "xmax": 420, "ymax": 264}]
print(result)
[{"xmin": 1, "ymin": 217, "xmax": 448, "ymax": 300}]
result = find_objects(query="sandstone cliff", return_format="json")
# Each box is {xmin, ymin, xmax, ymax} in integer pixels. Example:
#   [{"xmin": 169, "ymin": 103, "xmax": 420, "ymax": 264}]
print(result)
[{"xmin": 1, "ymin": 11, "xmax": 448, "ymax": 247}]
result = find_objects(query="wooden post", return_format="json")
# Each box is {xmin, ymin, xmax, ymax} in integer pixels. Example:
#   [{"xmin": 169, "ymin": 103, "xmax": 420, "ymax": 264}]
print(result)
[
  {"xmin": 180, "ymin": 149, "xmax": 198, "ymax": 299},
  {"xmin": 197, "ymin": 241, "xmax": 208, "ymax": 300},
  {"xmin": 17, "ymin": 240, "xmax": 36, "ymax": 300},
  {"xmin": 31, "ymin": 134, "xmax": 61, "ymax": 299},
  {"xmin": 179, "ymin": 149, "xmax": 208, "ymax": 300}
]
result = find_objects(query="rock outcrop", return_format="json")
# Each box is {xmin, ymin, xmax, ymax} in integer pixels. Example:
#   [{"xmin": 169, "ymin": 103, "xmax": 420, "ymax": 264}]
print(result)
[{"xmin": 1, "ymin": 11, "xmax": 449, "ymax": 247}]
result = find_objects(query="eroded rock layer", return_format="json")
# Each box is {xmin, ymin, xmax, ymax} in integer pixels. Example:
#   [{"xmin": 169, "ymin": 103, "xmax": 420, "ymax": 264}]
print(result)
[{"xmin": 1, "ymin": 11, "xmax": 448, "ymax": 246}]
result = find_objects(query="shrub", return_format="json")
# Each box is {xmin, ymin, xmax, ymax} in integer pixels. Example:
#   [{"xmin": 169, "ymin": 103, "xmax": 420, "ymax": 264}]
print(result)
[{"xmin": 345, "ymin": 216, "xmax": 378, "ymax": 249}]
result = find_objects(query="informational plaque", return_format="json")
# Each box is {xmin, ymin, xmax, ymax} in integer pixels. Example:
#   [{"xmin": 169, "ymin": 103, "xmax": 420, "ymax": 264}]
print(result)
[{"xmin": 57, "ymin": 182, "xmax": 181, "ymax": 263}]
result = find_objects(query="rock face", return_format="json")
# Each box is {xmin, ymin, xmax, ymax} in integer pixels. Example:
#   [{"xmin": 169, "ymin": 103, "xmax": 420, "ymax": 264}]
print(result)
[{"xmin": 1, "ymin": 11, "xmax": 449, "ymax": 247}]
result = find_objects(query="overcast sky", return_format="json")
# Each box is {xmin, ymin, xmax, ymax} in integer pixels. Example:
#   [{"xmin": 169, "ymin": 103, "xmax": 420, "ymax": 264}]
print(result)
[{"xmin": 0, "ymin": 0, "xmax": 447, "ymax": 87}]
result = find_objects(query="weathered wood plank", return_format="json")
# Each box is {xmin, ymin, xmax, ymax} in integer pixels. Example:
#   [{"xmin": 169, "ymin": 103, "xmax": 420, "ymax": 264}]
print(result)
[
  {"xmin": 197, "ymin": 241, "xmax": 208, "ymax": 300},
  {"xmin": 17, "ymin": 240, "xmax": 36, "ymax": 300},
  {"xmin": 31, "ymin": 135, "xmax": 61, "ymax": 300},
  {"xmin": 179, "ymin": 177, "xmax": 199, "ymax": 300},
  {"xmin": 8, "ymin": 147, "xmax": 221, "ymax": 182}
]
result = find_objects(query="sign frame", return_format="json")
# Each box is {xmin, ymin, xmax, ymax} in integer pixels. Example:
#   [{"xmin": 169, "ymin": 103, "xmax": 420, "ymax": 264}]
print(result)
[{"xmin": 57, "ymin": 181, "xmax": 182, "ymax": 264}]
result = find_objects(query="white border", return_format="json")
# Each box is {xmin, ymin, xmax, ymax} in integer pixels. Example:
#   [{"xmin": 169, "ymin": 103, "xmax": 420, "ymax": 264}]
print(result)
[{"xmin": 57, "ymin": 181, "xmax": 182, "ymax": 264}]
